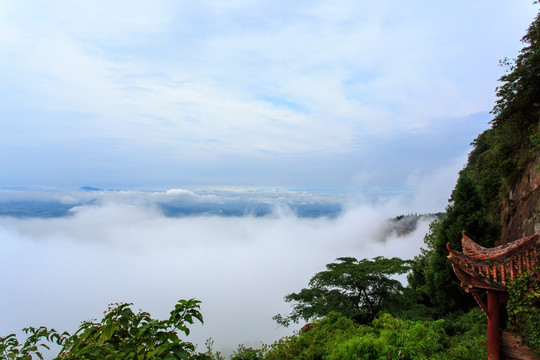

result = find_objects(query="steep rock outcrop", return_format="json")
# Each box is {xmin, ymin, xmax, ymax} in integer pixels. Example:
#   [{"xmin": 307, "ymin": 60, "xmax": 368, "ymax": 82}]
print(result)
[{"xmin": 500, "ymin": 154, "xmax": 540, "ymax": 245}]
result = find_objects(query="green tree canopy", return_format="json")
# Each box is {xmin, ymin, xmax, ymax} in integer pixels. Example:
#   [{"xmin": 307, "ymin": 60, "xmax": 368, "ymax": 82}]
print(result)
[
  {"xmin": 0, "ymin": 299, "xmax": 211, "ymax": 360},
  {"xmin": 273, "ymin": 256, "xmax": 411, "ymax": 326},
  {"xmin": 493, "ymin": 11, "xmax": 540, "ymax": 131},
  {"xmin": 409, "ymin": 174, "xmax": 499, "ymax": 314}
]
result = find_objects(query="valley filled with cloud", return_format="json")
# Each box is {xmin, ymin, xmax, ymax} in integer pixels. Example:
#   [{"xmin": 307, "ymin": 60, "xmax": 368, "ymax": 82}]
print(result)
[{"xmin": 0, "ymin": 159, "xmax": 460, "ymax": 353}]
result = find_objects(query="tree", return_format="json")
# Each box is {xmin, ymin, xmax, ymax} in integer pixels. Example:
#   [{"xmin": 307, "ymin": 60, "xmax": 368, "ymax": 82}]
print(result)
[
  {"xmin": 273, "ymin": 256, "xmax": 411, "ymax": 326},
  {"xmin": 410, "ymin": 174, "xmax": 498, "ymax": 315},
  {"xmin": 493, "ymin": 11, "xmax": 540, "ymax": 131},
  {"xmin": 485, "ymin": 10, "xmax": 540, "ymax": 194},
  {"xmin": 0, "ymin": 299, "xmax": 211, "ymax": 360}
]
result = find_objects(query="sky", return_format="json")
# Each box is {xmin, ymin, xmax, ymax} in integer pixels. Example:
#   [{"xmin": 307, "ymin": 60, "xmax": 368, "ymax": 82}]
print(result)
[{"xmin": 0, "ymin": 1, "xmax": 538, "ymax": 189}]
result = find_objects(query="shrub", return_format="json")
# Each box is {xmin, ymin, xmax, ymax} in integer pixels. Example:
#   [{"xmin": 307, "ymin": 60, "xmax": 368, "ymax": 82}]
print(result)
[{"xmin": 507, "ymin": 269, "xmax": 540, "ymax": 355}]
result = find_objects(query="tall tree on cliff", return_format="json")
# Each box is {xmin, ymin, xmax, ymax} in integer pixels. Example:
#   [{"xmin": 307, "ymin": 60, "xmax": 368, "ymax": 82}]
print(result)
[
  {"xmin": 477, "ymin": 9, "xmax": 540, "ymax": 222},
  {"xmin": 410, "ymin": 175, "xmax": 499, "ymax": 314},
  {"xmin": 410, "ymin": 9, "xmax": 540, "ymax": 315}
]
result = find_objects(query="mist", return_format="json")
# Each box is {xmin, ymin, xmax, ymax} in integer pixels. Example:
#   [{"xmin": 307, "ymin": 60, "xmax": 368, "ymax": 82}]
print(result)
[{"xmin": 0, "ymin": 160, "xmax": 464, "ymax": 355}]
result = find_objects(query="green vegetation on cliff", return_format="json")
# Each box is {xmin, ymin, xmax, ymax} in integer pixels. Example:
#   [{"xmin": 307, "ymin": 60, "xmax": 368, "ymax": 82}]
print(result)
[{"xmin": 467, "ymin": 9, "xmax": 540, "ymax": 224}]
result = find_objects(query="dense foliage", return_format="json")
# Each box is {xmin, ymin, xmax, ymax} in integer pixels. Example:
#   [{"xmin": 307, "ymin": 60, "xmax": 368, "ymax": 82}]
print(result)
[
  {"xmin": 223, "ymin": 310, "xmax": 487, "ymax": 360},
  {"xmin": 0, "ymin": 299, "xmax": 211, "ymax": 360},
  {"xmin": 408, "ymin": 174, "xmax": 499, "ymax": 314},
  {"xmin": 273, "ymin": 257, "xmax": 411, "ymax": 326},
  {"xmin": 507, "ymin": 268, "xmax": 540, "ymax": 355},
  {"xmin": 481, "ymin": 9, "xmax": 540, "ymax": 219}
]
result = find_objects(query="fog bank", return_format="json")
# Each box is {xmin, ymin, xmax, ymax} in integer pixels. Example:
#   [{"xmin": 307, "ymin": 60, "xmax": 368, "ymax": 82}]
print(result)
[{"xmin": 0, "ymin": 160, "xmax": 464, "ymax": 355}]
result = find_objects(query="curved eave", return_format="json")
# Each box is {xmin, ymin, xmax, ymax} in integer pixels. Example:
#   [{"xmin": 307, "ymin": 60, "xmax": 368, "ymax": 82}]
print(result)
[
  {"xmin": 447, "ymin": 247, "xmax": 507, "ymax": 292},
  {"xmin": 461, "ymin": 231, "xmax": 539, "ymax": 260},
  {"xmin": 447, "ymin": 233, "xmax": 540, "ymax": 291}
]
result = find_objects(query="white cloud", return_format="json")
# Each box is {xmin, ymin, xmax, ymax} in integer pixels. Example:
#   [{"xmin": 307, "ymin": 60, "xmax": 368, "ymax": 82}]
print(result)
[
  {"xmin": 165, "ymin": 188, "xmax": 197, "ymax": 196},
  {"xmin": 0, "ymin": 162, "xmax": 463, "ymax": 355},
  {"xmin": 404, "ymin": 155, "xmax": 468, "ymax": 214}
]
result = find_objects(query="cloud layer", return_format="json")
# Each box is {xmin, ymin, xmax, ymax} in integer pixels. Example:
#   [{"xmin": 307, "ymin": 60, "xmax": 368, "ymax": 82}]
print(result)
[
  {"xmin": 0, "ymin": 201, "xmax": 432, "ymax": 353},
  {"xmin": 0, "ymin": 160, "xmax": 463, "ymax": 355}
]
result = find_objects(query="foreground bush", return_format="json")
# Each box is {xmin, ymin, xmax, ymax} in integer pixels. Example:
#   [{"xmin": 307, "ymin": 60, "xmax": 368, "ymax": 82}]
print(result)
[
  {"xmin": 507, "ymin": 269, "xmax": 540, "ymax": 355},
  {"xmin": 1, "ymin": 302, "xmax": 489, "ymax": 360},
  {"xmin": 263, "ymin": 310, "xmax": 487, "ymax": 360},
  {"xmin": 0, "ymin": 299, "xmax": 211, "ymax": 360}
]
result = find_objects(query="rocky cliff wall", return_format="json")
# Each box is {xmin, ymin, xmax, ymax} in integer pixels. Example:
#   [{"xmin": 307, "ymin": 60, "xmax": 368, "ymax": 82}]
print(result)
[{"xmin": 499, "ymin": 154, "xmax": 540, "ymax": 245}]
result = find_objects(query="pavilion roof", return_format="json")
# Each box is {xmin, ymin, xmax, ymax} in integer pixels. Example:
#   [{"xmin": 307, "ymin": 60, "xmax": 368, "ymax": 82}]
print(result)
[{"xmin": 447, "ymin": 231, "xmax": 539, "ymax": 293}]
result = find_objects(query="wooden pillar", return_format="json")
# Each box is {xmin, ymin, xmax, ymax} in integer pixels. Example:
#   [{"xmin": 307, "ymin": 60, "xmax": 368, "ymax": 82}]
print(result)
[{"xmin": 487, "ymin": 291, "xmax": 500, "ymax": 360}]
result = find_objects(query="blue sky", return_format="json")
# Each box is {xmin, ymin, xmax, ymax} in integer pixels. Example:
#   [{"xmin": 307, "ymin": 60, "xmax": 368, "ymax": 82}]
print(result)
[{"xmin": 0, "ymin": 1, "xmax": 538, "ymax": 189}]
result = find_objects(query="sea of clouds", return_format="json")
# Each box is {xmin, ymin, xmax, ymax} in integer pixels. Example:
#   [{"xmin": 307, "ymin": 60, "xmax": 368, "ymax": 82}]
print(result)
[{"xmin": 0, "ymin": 159, "xmax": 464, "ymax": 356}]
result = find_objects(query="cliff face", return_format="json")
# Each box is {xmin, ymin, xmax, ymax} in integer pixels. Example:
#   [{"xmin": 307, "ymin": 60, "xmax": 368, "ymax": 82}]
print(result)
[{"xmin": 499, "ymin": 154, "xmax": 540, "ymax": 245}]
